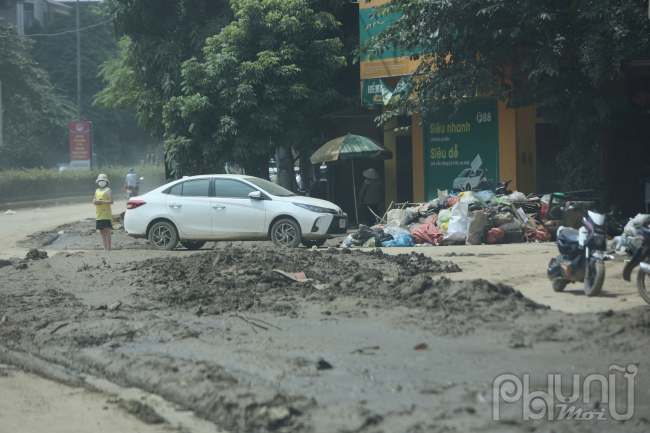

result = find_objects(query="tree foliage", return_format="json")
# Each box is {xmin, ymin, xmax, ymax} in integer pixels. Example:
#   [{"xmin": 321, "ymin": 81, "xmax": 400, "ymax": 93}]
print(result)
[
  {"xmin": 97, "ymin": 0, "xmax": 233, "ymax": 138},
  {"xmin": 29, "ymin": 5, "xmax": 140, "ymax": 165},
  {"xmin": 0, "ymin": 18, "xmax": 74, "ymax": 168},
  {"xmin": 162, "ymin": 0, "xmax": 347, "ymax": 176},
  {"xmin": 359, "ymin": 0, "xmax": 650, "ymax": 191}
]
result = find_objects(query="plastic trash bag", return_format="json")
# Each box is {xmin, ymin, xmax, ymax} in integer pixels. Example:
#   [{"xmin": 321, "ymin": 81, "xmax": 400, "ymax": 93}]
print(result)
[
  {"xmin": 381, "ymin": 240, "xmax": 398, "ymax": 247},
  {"xmin": 507, "ymin": 191, "xmax": 527, "ymax": 203},
  {"xmin": 363, "ymin": 237, "xmax": 376, "ymax": 248},
  {"xmin": 384, "ymin": 221, "xmax": 412, "ymax": 239},
  {"xmin": 460, "ymin": 195, "xmax": 478, "ymax": 204},
  {"xmin": 476, "ymin": 190, "xmax": 496, "ymax": 203},
  {"xmin": 357, "ymin": 224, "xmax": 377, "ymax": 241},
  {"xmin": 457, "ymin": 191, "xmax": 474, "ymax": 199},
  {"xmin": 375, "ymin": 232, "xmax": 394, "ymax": 247},
  {"xmin": 395, "ymin": 235, "xmax": 416, "ymax": 247},
  {"xmin": 443, "ymin": 202, "xmax": 469, "ymax": 244},
  {"xmin": 491, "ymin": 212, "xmax": 514, "ymax": 227},
  {"xmin": 437, "ymin": 209, "xmax": 452, "ymax": 225},
  {"xmin": 406, "ymin": 206, "xmax": 420, "ymax": 220},
  {"xmin": 500, "ymin": 220, "xmax": 524, "ymax": 232},
  {"xmin": 447, "ymin": 197, "xmax": 461, "ymax": 207},
  {"xmin": 541, "ymin": 194, "xmax": 551, "ymax": 204},
  {"xmin": 624, "ymin": 214, "xmax": 650, "ymax": 236},
  {"xmin": 486, "ymin": 227, "xmax": 505, "ymax": 244},
  {"xmin": 466, "ymin": 211, "xmax": 488, "ymax": 245},
  {"xmin": 343, "ymin": 234, "xmax": 363, "ymax": 247},
  {"xmin": 411, "ymin": 222, "xmax": 444, "ymax": 245},
  {"xmin": 387, "ymin": 209, "xmax": 412, "ymax": 226},
  {"xmin": 441, "ymin": 222, "xmax": 448, "ymax": 233}
]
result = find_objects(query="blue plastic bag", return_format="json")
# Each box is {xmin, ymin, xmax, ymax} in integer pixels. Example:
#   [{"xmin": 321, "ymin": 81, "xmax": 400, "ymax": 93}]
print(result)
[
  {"xmin": 381, "ymin": 240, "xmax": 398, "ymax": 247},
  {"xmin": 396, "ymin": 235, "xmax": 415, "ymax": 247}
]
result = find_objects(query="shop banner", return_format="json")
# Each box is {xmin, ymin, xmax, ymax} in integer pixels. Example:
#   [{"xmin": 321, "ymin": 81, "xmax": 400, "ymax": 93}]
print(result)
[
  {"xmin": 69, "ymin": 121, "xmax": 91, "ymax": 170},
  {"xmin": 361, "ymin": 77, "xmax": 413, "ymax": 106},
  {"xmin": 423, "ymin": 99, "xmax": 499, "ymax": 201},
  {"xmin": 362, "ymin": 79, "xmax": 394, "ymax": 105}
]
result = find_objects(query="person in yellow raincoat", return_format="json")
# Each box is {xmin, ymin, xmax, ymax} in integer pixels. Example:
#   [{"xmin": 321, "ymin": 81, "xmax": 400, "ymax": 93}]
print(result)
[{"xmin": 93, "ymin": 174, "xmax": 114, "ymax": 251}]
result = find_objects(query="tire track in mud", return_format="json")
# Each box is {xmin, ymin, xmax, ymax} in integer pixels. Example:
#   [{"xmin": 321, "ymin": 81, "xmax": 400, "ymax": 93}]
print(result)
[{"xmin": 2, "ymin": 248, "xmax": 650, "ymax": 432}]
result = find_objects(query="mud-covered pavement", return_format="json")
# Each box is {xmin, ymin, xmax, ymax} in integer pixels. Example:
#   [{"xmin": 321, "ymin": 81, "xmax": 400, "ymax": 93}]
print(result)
[{"xmin": 2, "ymin": 230, "xmax": 650, "ymax": 433}]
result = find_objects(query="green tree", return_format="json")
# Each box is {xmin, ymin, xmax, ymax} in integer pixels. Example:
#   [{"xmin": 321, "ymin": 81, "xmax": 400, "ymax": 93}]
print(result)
[
  {"xmin": 29, "ymin": 5, "xmax": 142, "ymax": 165},
  {"xmin": 0, "ymin": 18, "xmax": 74, "ymax": 168},
  {"xmin": 161, "ymin": 0, "xmax": 347, "ymax": 181},
  {"xmin": 96, "ymin": 0, "xmax": 233, "ymax": 140},
  {"xmin": 360, "ymin": 0, "xmax": 650, "ymax": 192}
]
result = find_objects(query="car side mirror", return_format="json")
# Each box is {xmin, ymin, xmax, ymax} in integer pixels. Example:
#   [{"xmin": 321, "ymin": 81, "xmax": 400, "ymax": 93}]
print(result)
[{"xmin": 249, "ymin": 191, "xmax": 263, "ymax": 200}]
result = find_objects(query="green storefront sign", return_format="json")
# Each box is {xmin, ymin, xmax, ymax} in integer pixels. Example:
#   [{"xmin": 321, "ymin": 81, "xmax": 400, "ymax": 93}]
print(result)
[
  {"xmin": 362, "ymin": 77, "xmax": 413, "ymax": 106},
  {"xmin": 423, "ymin": 99, "xmax": 499, "ymax": 200}
]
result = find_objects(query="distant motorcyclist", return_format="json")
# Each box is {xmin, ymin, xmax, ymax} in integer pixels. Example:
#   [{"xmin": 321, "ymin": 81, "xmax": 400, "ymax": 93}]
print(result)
[{"xmin": 124, "ymin": 167, "xmax": 139, "ymax": 197}]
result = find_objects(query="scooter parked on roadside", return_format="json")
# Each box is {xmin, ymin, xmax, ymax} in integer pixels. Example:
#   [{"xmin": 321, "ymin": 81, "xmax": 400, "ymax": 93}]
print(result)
[
  {"xmin": 622, "ymin": 224, "xmax": 650, "ymax": 305},
  {"xmin": 547, "ymin": 203, "xmax": 609, "ymax": 296}
]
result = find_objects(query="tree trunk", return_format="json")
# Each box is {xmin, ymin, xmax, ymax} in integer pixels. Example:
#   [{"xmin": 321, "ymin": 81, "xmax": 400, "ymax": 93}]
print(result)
[
  {"xmin": 277, "ymin": 146, "xmax": 294, "ymax": 191},
  {"xmin": 299, "ymin": 152, "xmax": 311, "ymax": 191}
]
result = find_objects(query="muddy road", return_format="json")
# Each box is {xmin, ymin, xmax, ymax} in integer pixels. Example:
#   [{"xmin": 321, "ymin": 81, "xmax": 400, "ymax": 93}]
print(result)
[
  {"xmin": 1, "ymin": 209, "xmax": 650, "ymax": 432},
  {"xmin": 1, "ymin": 228, "xmax": 650, "ymax": 433}
]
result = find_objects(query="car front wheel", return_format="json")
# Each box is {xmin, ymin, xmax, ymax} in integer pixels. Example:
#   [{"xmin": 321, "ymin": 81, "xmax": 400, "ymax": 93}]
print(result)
[
  {"xmin": 148, "ymin": 221, "xmax": 179, "ymax": 250},
  {"xmin": 271, "ymin": 218, "xmax": 302, "ymax": 248}
]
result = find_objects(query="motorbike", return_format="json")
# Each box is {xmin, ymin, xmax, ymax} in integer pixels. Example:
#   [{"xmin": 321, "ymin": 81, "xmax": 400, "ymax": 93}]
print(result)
[
  {"xmin": 547, "ymin": 203, "xmax": 609, "ymax": 296},
  {"xmin": 495, "ymin": 180, "xmax": 513, "ymax": 196},
  {"xmin": 473, "ymin": 174, "xmax": 493, "ymax": 192},
  {"xmin": 125, "ymin": 177, "xmax": 143, "ymax": 200},
  {"xmin": 622, "ymin": 224, "xmax": 650, "ymax": 305}
]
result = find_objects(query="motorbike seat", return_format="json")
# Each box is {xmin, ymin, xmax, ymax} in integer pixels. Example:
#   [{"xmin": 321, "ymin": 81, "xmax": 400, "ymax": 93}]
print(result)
[{"xmin": 557, "ymin": 227, "xmax": 579, "ymax": 244}]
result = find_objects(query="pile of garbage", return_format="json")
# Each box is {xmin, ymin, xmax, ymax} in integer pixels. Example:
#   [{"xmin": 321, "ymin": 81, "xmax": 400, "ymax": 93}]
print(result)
[
  {"xmin": 611, "ymin": 214, "xmax": 650, "ymax": 256},
  {"xmin": 345, "ymin": 189, "xmax": 551, "ymax": 248}
]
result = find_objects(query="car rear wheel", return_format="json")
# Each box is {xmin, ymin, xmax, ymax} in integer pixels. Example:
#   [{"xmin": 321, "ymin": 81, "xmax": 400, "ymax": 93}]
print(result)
[
  {"xmin": 271, "ymin": 219, "xmax": 302, "ymax": 248},
  {"xmin": 301, "ymin": 239, "xmax": 327, "ymax": 248},
  {"xmin": 148, "ymin": 221, "xmax": 179, "ymax": 251},
  {"xmin": 180, "ymin": 240, "xmax": 206, "ymax": 250}
]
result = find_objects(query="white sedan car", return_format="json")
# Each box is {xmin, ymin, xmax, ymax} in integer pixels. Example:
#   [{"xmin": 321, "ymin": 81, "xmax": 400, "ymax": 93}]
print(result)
[{"xmin": 124, "ymin": 175, "xmax": 347, "ymax": 250}]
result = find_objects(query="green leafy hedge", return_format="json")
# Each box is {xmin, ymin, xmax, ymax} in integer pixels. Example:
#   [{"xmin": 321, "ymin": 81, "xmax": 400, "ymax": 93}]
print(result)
[{"xmin": 0, "ymin": 166, "xmax": 166, "ymax": 203}]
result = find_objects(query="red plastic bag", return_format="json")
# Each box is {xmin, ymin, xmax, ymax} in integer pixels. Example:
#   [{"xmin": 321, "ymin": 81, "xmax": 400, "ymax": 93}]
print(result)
[
  {"xmin": 447, "ymin": 197, "xmax": 460, "ymax": 207},
  {"xmin": 541, "ymin": 202, "xmax": 548, "ymax": 219},
  {"xmin": 486, "ymin": 227, "xmax": 505, "ymax": 244},
  {"xmin": 526, "ymin": 226, "xmax": 551, "ymax": 243},
  {"xmin": 410, "ymin": 223, "xmax": 444, "ymax": 245}
]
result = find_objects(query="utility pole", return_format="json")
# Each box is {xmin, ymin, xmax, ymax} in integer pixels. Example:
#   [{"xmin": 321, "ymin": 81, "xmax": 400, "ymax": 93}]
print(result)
[
  {"xmin": 0, "ymin": 80, "xmax": 3, "ymax": 148},
  {"xmin": 76, "ymin": 0, "xmax": 81, "ymax": 121}
]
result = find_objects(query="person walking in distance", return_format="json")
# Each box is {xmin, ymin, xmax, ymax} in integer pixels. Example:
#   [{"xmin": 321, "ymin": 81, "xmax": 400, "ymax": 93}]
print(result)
[
  {"xmin": 358, "ymin": 168, "xmax": 383, "ymax": 226},
  {"xmin": 93, "ymin": 174, "xmax": 114, "ymax": 251}
]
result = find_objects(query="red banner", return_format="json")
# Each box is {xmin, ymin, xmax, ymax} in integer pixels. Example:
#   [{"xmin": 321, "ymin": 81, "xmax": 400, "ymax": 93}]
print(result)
[{"xmin": 69, "ymin": 121, "xmax": 91, "ymax": 170}]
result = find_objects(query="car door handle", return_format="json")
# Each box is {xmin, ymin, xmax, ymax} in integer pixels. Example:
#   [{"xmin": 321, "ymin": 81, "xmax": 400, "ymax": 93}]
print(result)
[
  {"xmin": 213, "ymin": 205, "xmax": 226, "ymax": 209},
  {"xmin": 169, "ymin": 203, "xmax": 182, "ymax": 208}
]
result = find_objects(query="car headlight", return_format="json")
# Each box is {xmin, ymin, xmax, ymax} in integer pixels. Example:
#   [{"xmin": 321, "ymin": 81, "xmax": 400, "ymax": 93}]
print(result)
[{"xmin": 293, "ymin": 202, "xmax": 338, "ymax": 214}]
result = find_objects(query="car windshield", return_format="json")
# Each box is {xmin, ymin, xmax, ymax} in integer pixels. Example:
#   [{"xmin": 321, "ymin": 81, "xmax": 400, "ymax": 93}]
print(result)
[
  {"xmin": 458, "ymin": 169, "xmax": 471, "ymax": 177},
  {"xmin": 244, "ymin": 177, "xmax": 296, "ymax": 197}
]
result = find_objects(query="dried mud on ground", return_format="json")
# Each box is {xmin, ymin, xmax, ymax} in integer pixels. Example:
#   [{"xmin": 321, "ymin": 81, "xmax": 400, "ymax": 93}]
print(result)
[{"xmin": 1, "ymin": 241, "xmax": 650, "ymax": 432}]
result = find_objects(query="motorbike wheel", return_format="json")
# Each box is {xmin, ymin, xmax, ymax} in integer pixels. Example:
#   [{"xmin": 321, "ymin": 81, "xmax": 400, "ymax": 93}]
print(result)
[
  {"xmin": 180, "ymin": 241, "xmax": 206, "ymax": 250},
  {"xmin": 584, "ymin": 259, "xmax": 605, "ymax": 297},
  {"xmin": 637, "ymin": 266, "xmax": 650, "ymax": 305},
  {"xmin": 301, "ymin": 239, "xmax": 327, "ymax": 248},
  {"xmin": 552, "ymin": 280, "xmax": 568, "ymax": 292}
]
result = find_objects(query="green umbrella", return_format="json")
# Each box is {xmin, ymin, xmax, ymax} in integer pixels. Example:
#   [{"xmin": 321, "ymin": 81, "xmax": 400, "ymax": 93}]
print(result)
[{"xmin": 311, "ymin": 134, "xmax": 392, "ymax": 226}]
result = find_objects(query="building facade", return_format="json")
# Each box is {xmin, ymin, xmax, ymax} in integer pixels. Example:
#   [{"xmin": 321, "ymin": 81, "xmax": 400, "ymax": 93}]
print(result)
[
  {"xmin": 359, "ymin": 0, "xmax": 557, "ymax": 207},
  {"xmin": 0, "ymin": 0, "xmax": 70, "ymax": 35}
]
